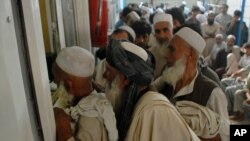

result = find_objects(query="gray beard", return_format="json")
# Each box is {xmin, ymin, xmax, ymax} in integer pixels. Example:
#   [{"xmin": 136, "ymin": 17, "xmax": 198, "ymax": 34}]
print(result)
[
  {"xmin": 162, "ymin": 56, "xmax": 186, "ymax": 87},
  {"xmin": 105, "ymin": 76, "xmax": 123, "ymax": 115},
  {"xmin": 153, "ymin": 39, "xmax": 169, "ymax": 56}
]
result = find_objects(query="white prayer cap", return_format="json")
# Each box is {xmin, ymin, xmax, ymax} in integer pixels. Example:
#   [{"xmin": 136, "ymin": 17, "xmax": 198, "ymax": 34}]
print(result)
[
  {"xmin": 140, "ymin": 6, "xmax": 151, "ymax": 14},
  {"xmin": 127, "ymin": 11, "xmax": 140, "ymax": 22},
  {"xmin": 175, "ymin": 27, "xmax": 205, "ymax": 53},
  {"xmin": 56, "ymin": 46, "xmax": 95, "ymax": 77},
  {"xmin": 215, "ymin": 33, "xmax": 223, "ymax": 39},
  {"xmin": 156, "ymin": 8, "xmax": 164, "ymax": 13},
  {"xmin": 153, "ymin": 13, "xmax": 173, "ymax": 27},
  {"xmin": 121, "ymin": 42, "xmax": 148, "ymax": 61},
  {"xmin": 118, "ymin": 25, "xmax": 136, "ymax": 41}
]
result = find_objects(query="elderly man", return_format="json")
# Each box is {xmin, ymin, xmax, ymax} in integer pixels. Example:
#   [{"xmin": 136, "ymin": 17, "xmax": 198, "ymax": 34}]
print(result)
[
  {"xmin": 214, "ymin": 35, "xmax": 241, "ymax": 79},
  {"xmin": 153, "ymin": 27, "xmax": 229, "ymax": 141},
  {"xmin": 94, "ymin": 25, "xmax": 136, "ymax": 89},
  {"xmin": 104, "ymin": 40, "xmax": 199, "ymax": 141},
  {"xmin": 53, "ymin": 47, "xmax": 118, "ymax": 141},
  {"xmin": 148, "ymin": 12, "xmax": 173, "ymax": 79}
]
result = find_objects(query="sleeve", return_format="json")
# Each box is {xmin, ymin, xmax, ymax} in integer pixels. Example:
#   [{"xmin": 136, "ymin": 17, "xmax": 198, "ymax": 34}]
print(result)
[
  {"xmin": 242, "ymin": 22, "xmax": 248, "ymax": 44},
  {"xmin": 225, "ymin": 22, "xmax": 234, "ymax": 35},
  {"xmin": 126, "ymin": 104, "xmax": 194, "ymax": 141},
  {"xmin": 206, "ymin": 87, "xmax": 230, "ymax": 141}
]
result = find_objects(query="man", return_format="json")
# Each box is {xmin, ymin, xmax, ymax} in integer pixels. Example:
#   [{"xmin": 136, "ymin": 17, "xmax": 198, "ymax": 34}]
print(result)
[
  {"xmin": 153, "ymin": 27, "xmax": 229, "ymax": 141},
  {"xmin": 206, "ymin": 33, "xmax": 227, "ymax": 67},
  {"xmin": 104, "ymin": 40, "xmax": 199, "ymax": 141},
  {"xmin": 214, "ymin": 35, "xmax": 241, "ymax": 78},
  {"xmin": 96, "ymin": 25, "xmax": 136, "ymax": 60},
  {"xmin": 185, "ymin": 6, "xmax": 201, "ymax": 27},
  {"xmin": 131, "ymin": 20, "xmax": 152, "ymax": 49},
  {"xmin": 226, "ymin": 10, "xmax": 248, "ymax": 46},
  {"xmin": 53, "ymin": 46, "xmax": 118, "ymax": 141},
  {"xmin": 148, "ymin": 12, "xmax": 173, "ymax": 79},
  {"xmin": 201, "ymin": 11, "xmax": 220, "ymax": 58},
  {"xmin": 220, "ymin": 43, "xmax": 250, "ymax": 114},
  {"xmin": 115, "ymin": 6, "xmax": 132, "ymax": 29},
  {"xmin": 166, "ymin": 7, "xmax": 185, "ymax": 30},
  {"xmin": 215, "ymin": 4, "xmax": 232, "ymax": 39},
  {"xmin": 94, "ymin": 25, "xmax": 136, "ymax": 90},
  {"xmin": 124, "ymin": 11, "xmax": 141, "ymax": 27}
]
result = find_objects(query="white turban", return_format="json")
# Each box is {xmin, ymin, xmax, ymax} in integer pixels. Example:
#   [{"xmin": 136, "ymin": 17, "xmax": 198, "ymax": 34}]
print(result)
[
  {"xmin": 153, "ymin": 13, "xmax": 173, "ymax": 27},
  {"xmin": 175, "ymin": 27, "xmax": 205, "ymax": 53},
  {"xmin": 56, "ymin": 46, "xmax": 95, "ymax": 77},
  {"xmin": 126, "ymin": 11, "xmax": 140, "ymax": 22},
  {"xmin": 118, "ymin": 25, "xmax": 136, "ymax": 42}
]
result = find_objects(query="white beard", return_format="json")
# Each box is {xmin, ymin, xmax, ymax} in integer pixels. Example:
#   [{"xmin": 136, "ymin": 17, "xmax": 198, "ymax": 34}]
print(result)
[
  {"xmin": 105, "ymin": 76, "xmax": 123, "ymax": 115},
  {"xmin": 153, "ymin": 39, "xmax": 169, "ymax": 56},
  {"xmin": 162, "ymin": 56, "xmax": 186, "ymax": 87},
  {"xmin": 53, "ymin": 82, "xmax": 74, "ymax": 108}
]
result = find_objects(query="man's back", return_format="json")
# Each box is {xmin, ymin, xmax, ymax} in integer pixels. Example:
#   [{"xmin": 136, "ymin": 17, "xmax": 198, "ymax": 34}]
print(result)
[{"xmin": 125, "ymin": 91, "xmax": 199, "ymax": 141}]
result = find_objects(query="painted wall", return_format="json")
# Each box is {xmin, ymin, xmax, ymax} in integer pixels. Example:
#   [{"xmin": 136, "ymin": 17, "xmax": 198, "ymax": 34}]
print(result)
[{"xmin": 0, "ymin": 0, "xmax": 35, "ymax": 140}]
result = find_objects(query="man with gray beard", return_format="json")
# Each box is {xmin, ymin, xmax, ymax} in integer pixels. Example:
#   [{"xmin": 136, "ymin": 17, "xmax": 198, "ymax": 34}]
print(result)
[
  {"xmin": 152, "ymin": 27, "xmax": 229, "ymax": 141},
  {"xmin": 148, "ymin": 12, "xmax": 173, "ymax": 79},
  {"xmin": 104, "ymin": 39, "xmax": 200, "ymax": 141}
]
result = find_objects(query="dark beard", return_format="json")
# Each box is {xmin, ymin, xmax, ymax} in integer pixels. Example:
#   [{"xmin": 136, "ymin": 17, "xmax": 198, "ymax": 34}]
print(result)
[{"xmin": 208, "ymin": 21, "xmax": 214, "ymax": 25}]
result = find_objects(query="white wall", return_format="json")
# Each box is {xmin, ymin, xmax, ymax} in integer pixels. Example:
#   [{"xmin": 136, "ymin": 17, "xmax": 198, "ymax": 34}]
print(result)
[
  {"xmin": 21, "ymin": 0, "xmax": 56, "ymax": 140},
  {"xmin": 0, "ymin": 0, "xmax": 35, "ymax": 140},
  {"xmin": 0, "ymin": 0, "xmax": 56, "ymax": 140}
]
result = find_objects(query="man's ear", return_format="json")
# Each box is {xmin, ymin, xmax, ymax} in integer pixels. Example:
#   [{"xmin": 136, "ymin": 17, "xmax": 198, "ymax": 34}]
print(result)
[{"xmin": 119, "ymin": 74, "xmax": 130, "ymax": 90}]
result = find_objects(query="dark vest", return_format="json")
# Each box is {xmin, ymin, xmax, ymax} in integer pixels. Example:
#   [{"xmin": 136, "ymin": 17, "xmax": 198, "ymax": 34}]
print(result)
[{"xmin": 175, "ymin": 73, "xmax": 218, "ymax": 106}]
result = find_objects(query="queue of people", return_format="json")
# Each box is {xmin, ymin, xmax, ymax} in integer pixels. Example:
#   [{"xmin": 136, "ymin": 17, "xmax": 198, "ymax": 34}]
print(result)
[{"xmin": 52, "ymin": 2, "xmax": 250, "ymax": 141}]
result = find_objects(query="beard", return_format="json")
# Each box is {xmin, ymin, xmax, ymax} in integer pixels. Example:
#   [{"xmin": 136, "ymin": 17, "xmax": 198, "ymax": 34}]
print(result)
[
  {"xmin": 105, "ymin": 76, "xmax": 123, "ymax": 115},
  {"xmin": 153, "ymin": 39, "xmax": 169, "ymax": 56},
  {"xmin": 162, "ymin": 56, "xmax": 186, "ymax": 87},
  {"xmin": 208, "ymin": 20, "xmax": 214, "ymax": 25},
  {"xmin": 53, "ymin": 82, "xmax": 74, "ymax": 108}
]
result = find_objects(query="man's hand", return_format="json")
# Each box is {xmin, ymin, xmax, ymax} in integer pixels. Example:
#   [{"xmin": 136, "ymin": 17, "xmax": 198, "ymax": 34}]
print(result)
[{"xmin": 54, "ymin": 108, "xmax": 72, "ymax": 141}]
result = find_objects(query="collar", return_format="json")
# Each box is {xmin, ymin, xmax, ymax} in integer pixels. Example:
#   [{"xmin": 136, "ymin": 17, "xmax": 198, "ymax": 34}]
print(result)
[{"xmin": 173, "ymin": 70, "xmax": 198, "ymax": 98}]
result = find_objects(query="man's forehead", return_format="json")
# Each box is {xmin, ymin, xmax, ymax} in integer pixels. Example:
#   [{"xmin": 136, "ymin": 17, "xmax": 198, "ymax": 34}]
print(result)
[{"xmin": 154, "ymin": 21, "xmax": 172, "ymax": 29}]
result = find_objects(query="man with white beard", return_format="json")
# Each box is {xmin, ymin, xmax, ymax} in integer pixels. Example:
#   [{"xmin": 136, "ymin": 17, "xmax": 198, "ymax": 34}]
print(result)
[
  {"xmin": 104, "ymin": 39, "xmax": 200, "ymax": 141},
  {"xmin": 152, "ymin": 27, "xmax": 230, "ymax": 141},
  {"xmin": 53, "ymin": 46, "xmax": 118, "ymax": 141},
  {"xmin": 148, "ymin": 12, "xmax": 173, "ymax": 79}
]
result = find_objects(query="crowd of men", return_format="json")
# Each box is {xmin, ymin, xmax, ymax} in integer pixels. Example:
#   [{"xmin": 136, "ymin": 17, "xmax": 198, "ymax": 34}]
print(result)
[{"xmin": 52, "ymin": 1, "xmax": 250, "ymax": 141}]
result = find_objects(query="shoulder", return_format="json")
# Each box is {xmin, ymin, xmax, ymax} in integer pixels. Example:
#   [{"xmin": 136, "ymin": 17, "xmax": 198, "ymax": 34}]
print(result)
[{"xmin": 134, "ymin": 91, "xmax": 173, "ymax": 113}]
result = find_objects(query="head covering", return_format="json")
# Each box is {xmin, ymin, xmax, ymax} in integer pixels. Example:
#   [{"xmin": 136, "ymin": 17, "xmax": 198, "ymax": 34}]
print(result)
[
  {"xmin": 118, "ymin": 25, "xmax": 136, "ymax": 42},
  {"xmin": 175, "ymin": 27, "xmax": 205, "ymax": 53},
  {"xmin": 106, "ymin": 39, "xmax": 155, "ymax": 140},
  {"xmin": 153, "ymin": 13, "xmax": 173, "ymax": 27},
  {"xmin": 126, "ymin": 11, "xmax": 140, "ymax": 22},
  {"xmin": 140, "ymin": 6, "xmax": 151, "ymax": 14},
  {"xmin": 56, "ymin": 46, "xmax": 95, "ymax": 77}
]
